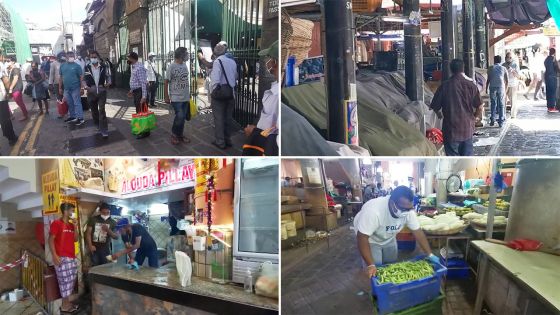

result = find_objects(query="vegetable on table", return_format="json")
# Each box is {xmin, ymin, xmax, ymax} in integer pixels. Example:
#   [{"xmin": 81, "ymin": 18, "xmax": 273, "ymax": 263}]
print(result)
[{"xmin": 375, "ymin": 260, "xmax": 435, "ymax": 284}]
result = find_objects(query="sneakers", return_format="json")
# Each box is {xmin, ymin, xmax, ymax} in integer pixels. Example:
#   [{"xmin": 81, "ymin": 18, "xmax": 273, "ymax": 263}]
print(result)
[
  {"xmin": 101, "ymin": 131, "xmax": 109, "ymax": 139},
  {"xmin": 74, "ymin": 119, "xmax": 85, "ymax": 126},
  {"xmin": 547, "ymin": 108, "xmax": 559, "ymax": 113},
  {"xmin": 64, "ymin": 117, "xmax": 76, "ymax": 122}
]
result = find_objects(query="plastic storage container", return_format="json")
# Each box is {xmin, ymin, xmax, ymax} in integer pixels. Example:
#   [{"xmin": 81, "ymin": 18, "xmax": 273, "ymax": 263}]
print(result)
[
  {"xmin": 443, "ymin": 258, "xmax": 469, "ymax": 279},
  {"xmin": 371, "ymin": 258, "xmax": 447, "ymax": 315},
  {"xmin": 372, "ymin": 293, "xmax": 445, "ymax": 315},
  {"xmin": 397, "ymin": 240, "xmax": 416, "ymax": 251}
]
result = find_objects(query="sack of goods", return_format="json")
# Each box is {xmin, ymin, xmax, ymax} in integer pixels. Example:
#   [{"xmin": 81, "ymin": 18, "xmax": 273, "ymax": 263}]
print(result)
[{"xmin": 418, "ymin": 212, "xmax": 466, "ymax": 234}]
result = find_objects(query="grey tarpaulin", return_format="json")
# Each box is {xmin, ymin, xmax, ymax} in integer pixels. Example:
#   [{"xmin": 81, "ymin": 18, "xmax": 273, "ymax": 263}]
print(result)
[
  {"xmin": 484, "ymin": 0, "xmax": 551, "ymax": 26},
  {"xmin": 281, "ymin": 82, "xmax": 439, "ymax": 156},
  {"xmin": 281, "ymin": 104, "xmax": 340, "ymax": 156}
]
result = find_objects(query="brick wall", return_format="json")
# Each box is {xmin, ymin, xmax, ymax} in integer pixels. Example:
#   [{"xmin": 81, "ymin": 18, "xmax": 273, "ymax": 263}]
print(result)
[{"xmin": 0, "ymin": 220, "xmax": 44, "ymax": 294}]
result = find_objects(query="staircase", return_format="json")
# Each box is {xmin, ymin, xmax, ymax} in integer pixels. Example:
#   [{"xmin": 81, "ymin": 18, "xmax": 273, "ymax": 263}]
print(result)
[{"xmin": 0, "ymin": 161, "xmax": 43, "ymax": 220}]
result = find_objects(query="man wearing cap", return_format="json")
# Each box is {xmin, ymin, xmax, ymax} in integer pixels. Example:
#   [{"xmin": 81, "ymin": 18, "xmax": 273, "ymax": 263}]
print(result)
[
  {"xmin": 145, "ymin": 52, "xmax": 159, "ymax": 108},
  {"xmin": 354, "ymin": 186, "xmax": 438, "ymax": 278},
  {"xmin": 242, "ymin": 40, "xmax": 279, "ymax": 156},
  {"xmin": 113, "ymin": 218, "xmax": 159, "ymax": 268},
  {"xmin": 48, "ymin": 203, "xmax": 80, "ymax": 313},
  {"xmin": 86, "ymin": 202, "xmax": 118, "ymax": 266},
  {"xmin": 127, "ymin": 52, "xmax": 150, "ymax": 139},
  {"xmin": 210, "ymin": 42, "xmax": 238, "ymax": 150}
]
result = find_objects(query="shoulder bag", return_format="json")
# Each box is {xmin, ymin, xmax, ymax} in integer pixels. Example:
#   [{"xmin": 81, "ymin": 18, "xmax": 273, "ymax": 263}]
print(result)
[{"xmin": 211, "ymin": 59, "xmax": 234, "ymax": 101}]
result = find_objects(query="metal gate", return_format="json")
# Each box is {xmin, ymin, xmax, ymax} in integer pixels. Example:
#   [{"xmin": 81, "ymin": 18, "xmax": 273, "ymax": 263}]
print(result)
[
  {"xmin": 222, "ymin": 0, "xmax": 262, "ymax": 127},
  {"xmin": 147, "ymin": 0, "xmax": 196, "ymax": 102},
  {"xmin": 117, "ymin": 18, "xmax": 130, "ymax": 89}
]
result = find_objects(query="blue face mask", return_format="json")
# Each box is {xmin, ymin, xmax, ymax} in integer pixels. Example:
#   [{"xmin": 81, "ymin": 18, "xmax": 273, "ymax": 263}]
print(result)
[{"xmin": 91, "ymin": 58, "xmax": 99, "ymax": 64}]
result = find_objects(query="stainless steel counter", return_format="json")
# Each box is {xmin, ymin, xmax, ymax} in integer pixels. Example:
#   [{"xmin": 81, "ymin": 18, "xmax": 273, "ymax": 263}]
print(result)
[{"xmin": 89, "ymin": 262, "xmax": 278, "ymax": 315}]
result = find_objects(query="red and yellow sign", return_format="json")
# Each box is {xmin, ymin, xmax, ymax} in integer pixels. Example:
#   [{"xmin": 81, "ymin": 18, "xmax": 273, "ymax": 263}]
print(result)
[{"xmin": 42, "ymin": 170, "xmax": 60, "ymax": 216}]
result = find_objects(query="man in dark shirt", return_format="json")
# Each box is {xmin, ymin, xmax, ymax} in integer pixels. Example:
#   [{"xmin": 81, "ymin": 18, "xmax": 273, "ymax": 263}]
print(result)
[
  {"xmin": 113, "ymin": 218, "xmax": 159, "ymax": 268},
  {"xmin": 86, "ymin": 202, "xmax": 118, "ymax": 266},
  {"xmin": 430, "ymin": 59, "xmax": 483, "ymax": 156}
]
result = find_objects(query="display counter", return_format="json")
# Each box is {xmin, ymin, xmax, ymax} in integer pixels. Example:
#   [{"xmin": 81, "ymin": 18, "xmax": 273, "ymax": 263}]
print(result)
[
  {"xmin": 472, "ymin": 240, "xmax": 560, "ymax": 315},
  {"xmin": 89, "ymin": 262, "xmax": 278, "ymax": 315}
]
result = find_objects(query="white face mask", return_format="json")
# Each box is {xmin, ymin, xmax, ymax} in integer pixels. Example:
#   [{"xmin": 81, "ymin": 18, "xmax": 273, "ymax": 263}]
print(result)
[
  {"xmin": 91, "ymin": 58, "xmax": 99, "ymax": 64},
  {"xmin": 68, "ymin": 57, "xmax": 75, "ymax": 63},
  {"xmin": 101, "ymin": 215, "xmax": 110, "ymax": 220},
  {"xmin": 392, "ymin": 202, "xmax": 412, "ymax": 218}
]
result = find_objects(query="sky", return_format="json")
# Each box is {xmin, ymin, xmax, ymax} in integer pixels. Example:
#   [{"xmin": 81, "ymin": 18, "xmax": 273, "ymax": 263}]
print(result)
[{"xmin": 3, "ymin": 0, "xmax": 91, "ymax": 28}]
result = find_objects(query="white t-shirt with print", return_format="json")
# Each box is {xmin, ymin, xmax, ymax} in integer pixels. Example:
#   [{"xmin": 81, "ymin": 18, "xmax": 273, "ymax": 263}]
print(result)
[{"xmin": 354, "ymin": 196, "xmax": 420, "ymax": 246}]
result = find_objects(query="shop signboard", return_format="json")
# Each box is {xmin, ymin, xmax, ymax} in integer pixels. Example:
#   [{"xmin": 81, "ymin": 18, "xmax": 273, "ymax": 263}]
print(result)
[
  {"xmin": 42, "ymin": 170, "xmax": 60, "ymax": 216},
  {"xmin": 106, "ymin": 159, "xmax": 196, "ymax": 195},
  {"xmin": 59, "ymin": 158, "xmax": 105, "ymax": 191}
]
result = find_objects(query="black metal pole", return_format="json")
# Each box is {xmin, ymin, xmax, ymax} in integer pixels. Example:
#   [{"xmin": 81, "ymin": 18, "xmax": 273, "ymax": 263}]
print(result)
[
  {"xmin": 441, "ymin": 0, "xmax": 454, "ymax": 80},
  {"xmin": 323, "ymin": 0, "xmax": 358, "ymax": 145},
  {"xmin": 474, "ymin": 0, "xmax": 487, "ymax": 68},
  {"xmin": 463, "ymin": 0, "xmax": 475, "ymax": 78},
  {"xmin": 404, "ymin": 0, "xmax": 424, "ymax": 101}
]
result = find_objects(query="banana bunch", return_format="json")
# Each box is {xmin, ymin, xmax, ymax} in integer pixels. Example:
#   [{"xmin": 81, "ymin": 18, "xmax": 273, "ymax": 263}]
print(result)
[{"xmin": 482, "ymin": 199, "xmax": 510, "ymax": 211}]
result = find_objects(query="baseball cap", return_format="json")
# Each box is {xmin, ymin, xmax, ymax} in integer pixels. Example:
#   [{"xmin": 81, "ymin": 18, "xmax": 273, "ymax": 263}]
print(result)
[
  {"xmin": 116, "ymin": 218, "xmax": 130, "ymax": 229},
  {"xmin": 26, "ymin": 57, "xmax": 33, "ymax": 62},
  {"xmin": 258, "ymin": 40, "xmax": 278, "ymax": 60},
  {"xmin": 148, "ymin": 52, "xmax": 157, "ymax": 57},
  {"xmin": 217, "ymin": 41, "xmax": 228, "ymax": 47}
]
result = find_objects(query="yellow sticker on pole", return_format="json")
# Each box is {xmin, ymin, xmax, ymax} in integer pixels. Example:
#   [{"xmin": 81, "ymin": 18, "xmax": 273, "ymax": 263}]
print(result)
[{"xmin": 42, "ymin": 170, "xmax": 60, "ymax": 216}]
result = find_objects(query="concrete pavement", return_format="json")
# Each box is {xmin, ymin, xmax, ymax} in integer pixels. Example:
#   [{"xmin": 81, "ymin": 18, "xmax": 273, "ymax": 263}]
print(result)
[{"xmin": 0, "ymin": 89, "xmax": 244, "ymax": 156}]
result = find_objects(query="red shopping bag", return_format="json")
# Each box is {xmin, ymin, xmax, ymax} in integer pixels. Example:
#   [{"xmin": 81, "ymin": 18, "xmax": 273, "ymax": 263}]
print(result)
[{"xmin": 57, "ymin": 98, "xmax": 68, "ymax": 116}]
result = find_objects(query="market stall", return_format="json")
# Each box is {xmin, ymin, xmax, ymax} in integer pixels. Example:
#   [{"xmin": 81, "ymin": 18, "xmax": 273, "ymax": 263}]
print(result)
[
  {"xmin": 281, "ymin": 157, "xmax": 560, "ymax": 315},
  {"xmin": 12, "ymin": 158, "xmax": 279, "ymax": 314}
]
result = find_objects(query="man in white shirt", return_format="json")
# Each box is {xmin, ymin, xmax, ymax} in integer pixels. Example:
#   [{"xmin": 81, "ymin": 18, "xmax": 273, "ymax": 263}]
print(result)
[
  {"xmin": 21, "ymin": 58, "xmax": 32, "ymax": 82},
  {"xmin": 354, "ymin": 186, "xmax": 438, "ymax": 278},
  {"xmin": 243, "ymin": 40, "xmax": 279, "ymax": 155},
  {"xmin": 502, "ymin": 52, "xmax": 520, "ymax": 118},
  {"xmin": 209, "ymin": 42, "xmax": 238, "ymax": 150},
  {"xmin": 144, "ymin": 52, "xmax": 158, "ymax": 108}
]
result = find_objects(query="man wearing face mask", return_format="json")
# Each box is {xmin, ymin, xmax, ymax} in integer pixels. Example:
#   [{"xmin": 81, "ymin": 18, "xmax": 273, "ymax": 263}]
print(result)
[
  {"xmin": 59, "ymin": 51, "xmax": 85, "ymax": 125},
  {"xmin": 86, "ymin": 202, "xmax": 118, "ymax": 266},
  {"xmin": 242, "ymin": 40, "xmax": 279, "ymax": 156},
  {"xmin": 126, "ymin": 52, "xmax": 150, "ymax": 139},
  {"xmin": 145, "ymin": 52, "xmax": 158, "ymax": 108},
  {"xmin": 84, "ymin": 50, "xmax": 112, "ymax": 138},
  {"xmin": 354, "ymin": 186, "xmax": 437, "ymax": 278},
  {"xmin": 164, "ymin": 47, "xmax": 191, "ymax": 145}
]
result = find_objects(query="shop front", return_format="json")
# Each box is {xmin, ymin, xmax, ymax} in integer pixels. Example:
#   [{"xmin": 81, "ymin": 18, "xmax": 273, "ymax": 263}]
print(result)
[
  {"xmin": 281, "ymin": 157, "xmax": 560, "ymax": 315},
  {"xmin": 0, "ymin": 158, "xmax": 278, "ymax": 315}
]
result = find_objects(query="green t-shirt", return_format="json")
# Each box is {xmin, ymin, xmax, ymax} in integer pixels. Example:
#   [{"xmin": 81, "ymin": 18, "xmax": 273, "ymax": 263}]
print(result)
[{"xmin": 87, "ymin": 215, "xmax": 116, "ymax": 248}]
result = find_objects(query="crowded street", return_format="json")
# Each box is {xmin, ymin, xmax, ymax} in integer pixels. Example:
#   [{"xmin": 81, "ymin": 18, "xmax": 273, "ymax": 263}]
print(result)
[{"xmin": 0, "ymin": 90, "xmax": 244, "ymax": 156}]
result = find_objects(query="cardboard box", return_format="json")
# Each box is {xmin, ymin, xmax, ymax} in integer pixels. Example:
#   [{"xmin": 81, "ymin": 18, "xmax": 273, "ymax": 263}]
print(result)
[{"xmin": 306, "ymin": 212, "xmax": 337, "ymax": 231}]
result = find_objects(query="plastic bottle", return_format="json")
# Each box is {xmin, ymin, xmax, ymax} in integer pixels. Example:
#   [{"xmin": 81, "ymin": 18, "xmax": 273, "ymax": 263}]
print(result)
[
  {"xmin": 285, "ymin": 56, "xmax": 296, "ymax": 87},
  {"xmin": 243, "ymin": 268, "xmax": 253, "ymax": 293}
]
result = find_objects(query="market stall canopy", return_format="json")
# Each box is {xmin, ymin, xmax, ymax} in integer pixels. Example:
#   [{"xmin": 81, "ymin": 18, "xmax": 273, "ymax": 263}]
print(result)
[{"xmin": 484, "ymin": 0, "xmax": 551, "ymax": 26}]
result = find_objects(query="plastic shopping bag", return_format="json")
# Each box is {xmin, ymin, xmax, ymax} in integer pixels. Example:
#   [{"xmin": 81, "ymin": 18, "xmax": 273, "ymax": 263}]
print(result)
[{"xmin": 131, "ymin": 103, "xmax": 156, "ymax": 135}]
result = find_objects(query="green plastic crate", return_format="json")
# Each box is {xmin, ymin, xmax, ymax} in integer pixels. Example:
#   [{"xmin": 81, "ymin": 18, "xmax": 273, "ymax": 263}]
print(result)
[{"xmin": 372, "ymin": 293, "xmax": 445, "ymax": 315}]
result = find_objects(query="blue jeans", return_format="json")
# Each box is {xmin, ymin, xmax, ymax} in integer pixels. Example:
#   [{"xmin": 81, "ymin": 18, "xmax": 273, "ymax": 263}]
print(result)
[
  {"xmin": 64, "ymin": 87, "xmax": 83, "ymax": 119},
  {"xmin": 444, "ymin": 138, "xmax": 474, "ymax": 156},
  {"xmin": 171, "ymin": 101, "xmax": 187, "ymax": 137},
  {"xmin": 135, "ymin": 248, "xmax": 159, "ymax": 268},
  {"xmin": 489, "ymin": 87, "xmax": 505, "ymax": 124},
  {"xmin": 545, "ymin": 75, "xmax": 558, "ymax": 109}
]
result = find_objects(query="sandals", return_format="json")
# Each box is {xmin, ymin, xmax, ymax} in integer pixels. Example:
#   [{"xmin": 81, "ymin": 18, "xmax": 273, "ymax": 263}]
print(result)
[
  {"xmin": 171, "ymin": 135, "xmax": 180, "ymax": 145},
  {"xmin": 60, "ymin": 304, "xmax": 79, "ymax": 314},
  {"xmin": 180, "ymin": 136, "xmax": 191, "ymax": 144}
]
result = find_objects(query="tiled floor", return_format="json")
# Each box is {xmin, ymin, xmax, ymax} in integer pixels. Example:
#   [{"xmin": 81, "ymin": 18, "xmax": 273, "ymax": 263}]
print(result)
[
  {"xmin": 0, "ymin": 298, "xmax": 44, "ymax": 315},
  {"xmin": 282, "ymin": 223, "xmax": 477, "ymax": 315}
]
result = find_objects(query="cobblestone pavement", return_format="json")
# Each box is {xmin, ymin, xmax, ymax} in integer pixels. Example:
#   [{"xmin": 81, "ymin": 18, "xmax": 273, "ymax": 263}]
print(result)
[
  {"xmin": 0, "ymin": 89, "xmax": 245, "ymax": 156},
  {"xmin": 474, "ymin": 94, "xmax": 560, "ymax": 156},
  {"xmin": 282, "ymin": 223, "xmax": 475, "ymax": 315}
]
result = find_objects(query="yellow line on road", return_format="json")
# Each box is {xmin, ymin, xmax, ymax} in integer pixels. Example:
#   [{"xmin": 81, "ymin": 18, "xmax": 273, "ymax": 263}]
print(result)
[
  {"xmin": 10, "ymin": 115, "xmax": 36, "ymax": 156},
  {"xmin": 23, "ymin": 114, "xmax": 45, "ymax": 155}
]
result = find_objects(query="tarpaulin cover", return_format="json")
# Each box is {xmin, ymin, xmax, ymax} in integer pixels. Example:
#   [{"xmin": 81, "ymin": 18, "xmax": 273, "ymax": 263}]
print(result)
[
  {"xmin": 281, "ymin": 82, "xmax": 439, "ymax": 156},
  {"xmin": 281, "ymin": 104, "xmax": 340, "ymax": 156},
  {"xmin": 548, "ymin": 0, "xmax": 560, "ymax": 29},
  {"xmin": 485, "ymin": 0, "xmax": 551, "ymax": 26}
]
